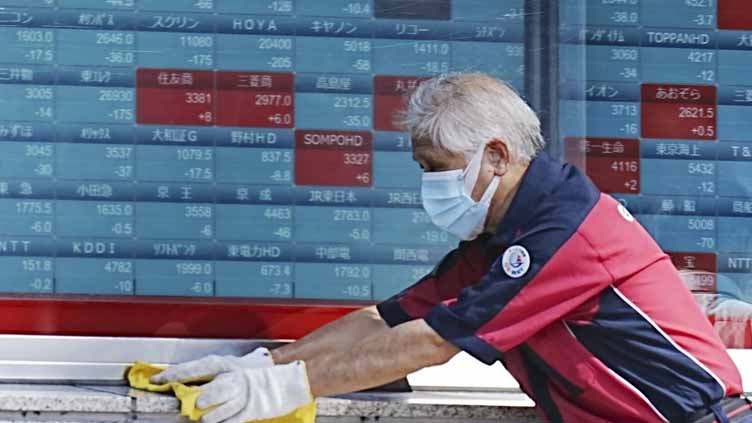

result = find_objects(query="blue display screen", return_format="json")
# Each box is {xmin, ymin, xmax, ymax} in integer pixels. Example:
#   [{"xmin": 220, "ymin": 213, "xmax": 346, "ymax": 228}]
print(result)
[
  {"xmin": 560, "ymin": 0, "xmax": 752, "ymax": 300},
  {"xmin": 0, "ymin": 0, "xmax": 524, "ymax": 300}
]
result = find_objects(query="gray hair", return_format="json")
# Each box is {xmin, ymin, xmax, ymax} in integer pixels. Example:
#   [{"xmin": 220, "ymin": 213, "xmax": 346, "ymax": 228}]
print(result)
[{"xmin": 398, "ymin": 73, "xmax": 545, "ymax": 163}]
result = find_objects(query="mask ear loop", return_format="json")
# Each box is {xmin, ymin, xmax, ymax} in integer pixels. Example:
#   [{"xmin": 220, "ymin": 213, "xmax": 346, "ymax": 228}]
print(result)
[
  {"xmin": 462, "ymin": 143, "xmax": 487, "ymax": 196},
  {"xmin": 479, "ymin": 175, "xmax": 501, "ymax": 204},
  {"xmin": 462, "ymin": 174, "xmax": 501, "ymax": 240}
]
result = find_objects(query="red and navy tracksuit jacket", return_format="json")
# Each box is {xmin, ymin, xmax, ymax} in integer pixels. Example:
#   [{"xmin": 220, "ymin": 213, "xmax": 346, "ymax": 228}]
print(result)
[{"xmin": 377, "ymin": 152, "xmax": 744, "ymax": 423}]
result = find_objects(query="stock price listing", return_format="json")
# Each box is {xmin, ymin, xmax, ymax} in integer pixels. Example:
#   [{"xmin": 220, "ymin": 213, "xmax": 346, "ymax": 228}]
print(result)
[
  {"xmin": 560, "ymin": 0, "xmax": 752, "ymax": 295},
  {"xmin": 0, "ymin": 0, "xmax": 524, "ymax": 300}
]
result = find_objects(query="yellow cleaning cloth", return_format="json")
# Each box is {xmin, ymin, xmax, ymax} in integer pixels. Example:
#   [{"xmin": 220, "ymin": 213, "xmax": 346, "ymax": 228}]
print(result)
[{"xmin": 127, "ymin": 361, "xmax": 316, "ymax": 423}]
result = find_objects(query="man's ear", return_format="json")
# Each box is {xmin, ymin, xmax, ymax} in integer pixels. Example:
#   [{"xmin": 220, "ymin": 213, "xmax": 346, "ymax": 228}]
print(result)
[{"xmin": 486, "ymin": 139, "xmax": 510, "ymax": 176}]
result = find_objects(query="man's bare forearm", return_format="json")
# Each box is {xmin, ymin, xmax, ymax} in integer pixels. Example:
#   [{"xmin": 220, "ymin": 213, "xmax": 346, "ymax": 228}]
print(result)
[
  {"xmin": 271, "ymin": 305, "xmax": 388, "ymax": 364},
  {"xmin": 305, "ymin": 319, "xmax": 459, "ymax": 398}
]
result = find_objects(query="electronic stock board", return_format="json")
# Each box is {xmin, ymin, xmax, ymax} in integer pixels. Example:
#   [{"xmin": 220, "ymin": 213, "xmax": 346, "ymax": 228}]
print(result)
[{"xmin": 0, "ymin": 0, "xmax": 525, "ymax": 302}]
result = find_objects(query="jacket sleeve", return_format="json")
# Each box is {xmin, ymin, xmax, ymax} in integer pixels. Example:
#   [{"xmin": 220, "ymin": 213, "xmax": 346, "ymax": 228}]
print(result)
[
  {"xmin": 376, "ymin": 240, "xmax": 491, "ymax": 327},
  {"xmin": 423, "ymin": 216, "xmax": 614, "ymax": 364}
]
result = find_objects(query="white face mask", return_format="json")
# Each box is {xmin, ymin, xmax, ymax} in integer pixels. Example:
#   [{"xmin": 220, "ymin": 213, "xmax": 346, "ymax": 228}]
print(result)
[{"xmin": 420, "ymin": 144, "xmax": 501, "ymax": 241}]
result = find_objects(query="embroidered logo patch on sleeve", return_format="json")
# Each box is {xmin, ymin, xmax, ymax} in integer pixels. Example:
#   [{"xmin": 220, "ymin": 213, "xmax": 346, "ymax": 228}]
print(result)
[
  {"xmin": 618, "ymin": 203, "xmax": 635, "ymax": 222},
  {"xmin": 501, "ymin": 245, "xmax": 530, "ymax": 278}
]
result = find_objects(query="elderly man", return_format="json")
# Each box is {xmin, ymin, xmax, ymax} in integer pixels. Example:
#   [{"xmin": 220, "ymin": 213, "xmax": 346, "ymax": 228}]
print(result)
[{"xmin": 153, "ymin": 73, "xmax": 749, "ymax": 423}]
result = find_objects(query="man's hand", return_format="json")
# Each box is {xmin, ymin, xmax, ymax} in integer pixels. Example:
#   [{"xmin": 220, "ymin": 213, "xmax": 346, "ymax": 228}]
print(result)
[
  {"xmin": 150, "ymin": 347, "xmax": 273, "ymax": 384},
  {"xmin": 195, "ymin": 361, "xmax": 313, "ymax": 423}
]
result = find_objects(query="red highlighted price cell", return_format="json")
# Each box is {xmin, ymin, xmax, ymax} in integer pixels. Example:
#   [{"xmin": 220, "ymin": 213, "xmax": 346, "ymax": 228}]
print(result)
[
  {"xmin": 668, "ymin": 251, "xmax": 717, "ymax": 293},
  {"xmin": 641, "ymin": 84, "xmax": 717, "ymax": 140},
  {"xmin": 216, "ymin": 71, "xmax": 294, "ymax": 128},
  {"xmin": 295, "ymin": 130, "xmax": 372, "ymax": 187},
  {"xmin": 137, "ymin": 69, "xmax": 214, "ymax": 126},
  {"xmin": 718, "ymin": 0, "xmax": 752, "ymax": 30},
  {"xmin": 566, "ymin": 138, "xmax": 640, "ymax": 194},
  {"xmin": 373, "ymin": 76, "xmax": 428, "ymax": 131}
]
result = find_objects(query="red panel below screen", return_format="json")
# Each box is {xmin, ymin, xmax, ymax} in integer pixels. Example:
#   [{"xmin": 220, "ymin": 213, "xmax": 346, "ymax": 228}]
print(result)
[{"xmin": 0, "ymin": 297, "xmax": 360, "ymax": 339}]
